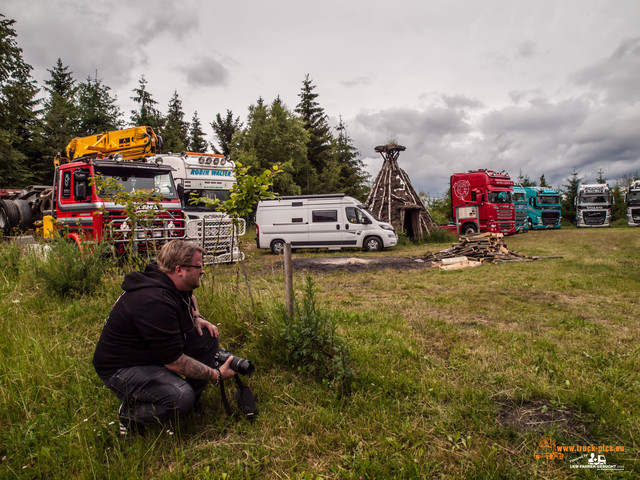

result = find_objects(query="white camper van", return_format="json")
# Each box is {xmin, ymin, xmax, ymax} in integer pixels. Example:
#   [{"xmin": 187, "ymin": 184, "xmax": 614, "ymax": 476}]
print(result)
[{"xmin": 255, "ymin": 194, "xmax": 397, "ymax": 254}]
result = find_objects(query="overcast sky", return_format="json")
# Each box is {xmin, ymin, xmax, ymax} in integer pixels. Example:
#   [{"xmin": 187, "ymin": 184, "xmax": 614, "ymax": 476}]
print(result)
[{"xmin": 3, "ymin": 0, "xmax": 640, "ymax": 196}]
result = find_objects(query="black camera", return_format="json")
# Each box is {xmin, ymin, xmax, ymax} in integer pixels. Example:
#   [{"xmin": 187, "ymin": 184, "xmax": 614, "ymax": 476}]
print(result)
[{"xmin": 215, "ymin": 348, "xmax": 254, "ymax": 376}]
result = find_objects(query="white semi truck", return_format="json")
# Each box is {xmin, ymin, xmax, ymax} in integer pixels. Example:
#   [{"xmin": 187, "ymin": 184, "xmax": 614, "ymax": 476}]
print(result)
[
  {"xmin": 153, "ymin": 152, "xmax": 245, "ymax": 262},
  {"xmin": 575, "ymin": 183, "xmax": 613, "ymax": 227},
  {"xmin": 625, "ymin": 179, "xmax": 640, "ymax": 227}
]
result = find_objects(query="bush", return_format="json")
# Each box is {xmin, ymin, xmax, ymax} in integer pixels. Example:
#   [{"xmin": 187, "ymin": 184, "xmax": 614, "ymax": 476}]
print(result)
[
  {"xmin": 34, "ymin": 239, "xmax": 109, "ymax": 297},
  {"xmin": 278, "ymin": 275, "xmax": 355, "ymax": 395}
]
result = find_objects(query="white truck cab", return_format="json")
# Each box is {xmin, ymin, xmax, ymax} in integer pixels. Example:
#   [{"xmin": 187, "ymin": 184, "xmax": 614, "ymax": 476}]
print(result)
[
  {"xmin": 256, "ymin": 194, "xmax": 397, "ymax": 254},
  {"xmin": 152, "ymin": 152, "xmax": 245, "ymax": 262}
]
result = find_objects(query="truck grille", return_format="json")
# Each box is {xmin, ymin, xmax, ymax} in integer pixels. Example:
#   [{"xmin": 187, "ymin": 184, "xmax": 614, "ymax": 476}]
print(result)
[
  {"xmin": 497, "ymin": 210, "xmax": 513, "ymax": 220},
  {"xmin": 105, "ymin": 210, "xmax": 186, "ymax": 253},
  {"xmin": 631, "ymin": 208, "xmax": 640, "ymax": 223},
  {"xmin": 186, "ymin": 217, "xmax": 246, "ymax": 263},
  {"xmin": 541, "ymin": 211, "xmax": 560, "ymax": 226},
  {"xmin": 515, "ymin": 211, "xmax": 527, "ymax": 223},
  {"xmin": 498, "ymin": 222, "xmax": 514, "ymax": 233},
  {"xmin": 583, "ymin": 211, "xmax": 606, "ymax": 225}
]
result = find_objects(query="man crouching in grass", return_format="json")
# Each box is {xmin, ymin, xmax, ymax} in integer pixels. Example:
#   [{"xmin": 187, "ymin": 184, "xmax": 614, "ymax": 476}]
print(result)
[{"xmin": 92, "ymin": 240, "xmax": 236, "ymax": 436}]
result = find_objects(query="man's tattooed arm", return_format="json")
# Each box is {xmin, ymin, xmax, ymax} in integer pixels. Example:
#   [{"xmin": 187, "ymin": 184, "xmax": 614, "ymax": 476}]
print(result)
[{"xmin": 165, "ymin": 354, "xmax": 218, "ymax": 381}]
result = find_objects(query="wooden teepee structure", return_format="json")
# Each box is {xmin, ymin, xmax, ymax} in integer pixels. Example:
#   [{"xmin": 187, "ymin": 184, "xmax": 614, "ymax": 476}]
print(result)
[{"xmin": 365, "ymin": 143, "xmax": 437, "ymax": 241}]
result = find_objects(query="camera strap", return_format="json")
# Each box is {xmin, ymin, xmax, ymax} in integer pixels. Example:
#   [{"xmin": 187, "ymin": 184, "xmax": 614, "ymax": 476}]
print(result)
[{"xmin": 219, "ymin": 376, "xmax": 257, "ymax": 421}]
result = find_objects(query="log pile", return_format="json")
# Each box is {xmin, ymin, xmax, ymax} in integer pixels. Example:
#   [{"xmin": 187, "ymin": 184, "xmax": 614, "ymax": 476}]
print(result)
[{"xmin": 431, "ymin": 232, "xmax": 536, "ymax": 269}]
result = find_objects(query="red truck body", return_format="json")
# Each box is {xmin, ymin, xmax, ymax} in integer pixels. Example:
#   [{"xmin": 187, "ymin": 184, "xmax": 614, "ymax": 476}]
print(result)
[{"xmin": 449, "ymin": 169, "xmax": 516, "ymax": 236}]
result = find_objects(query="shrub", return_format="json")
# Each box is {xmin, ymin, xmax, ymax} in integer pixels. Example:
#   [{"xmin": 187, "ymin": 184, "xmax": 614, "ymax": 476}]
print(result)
[
  {"xmin": 278, "ymin": 274, "xmax": 355, "ymax": 395},
  {"xmin": 34, "ymin": 239, "xmax": 109, "ymax": 297}
]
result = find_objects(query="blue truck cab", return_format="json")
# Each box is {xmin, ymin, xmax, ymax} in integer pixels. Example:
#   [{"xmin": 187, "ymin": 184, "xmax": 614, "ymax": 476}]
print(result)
[
  {"xmin": 512, "ymin": 184, "xmax": 528, "ymax": 232},
  {"xmin": 524, "ymin": 186, "xmax": 562, "ymax": 229}
]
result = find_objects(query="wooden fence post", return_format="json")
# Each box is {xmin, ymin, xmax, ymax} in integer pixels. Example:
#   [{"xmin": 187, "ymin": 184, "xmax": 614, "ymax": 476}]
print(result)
[{"xmin": 284, "ymin": 243, "xmax": 293, "ymax": 317}]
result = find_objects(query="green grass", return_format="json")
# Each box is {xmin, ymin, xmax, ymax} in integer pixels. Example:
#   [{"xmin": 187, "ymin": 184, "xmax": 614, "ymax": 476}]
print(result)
[{"xmin": 0, "ymin": 227, "xmax": 638, "ymax": 479}]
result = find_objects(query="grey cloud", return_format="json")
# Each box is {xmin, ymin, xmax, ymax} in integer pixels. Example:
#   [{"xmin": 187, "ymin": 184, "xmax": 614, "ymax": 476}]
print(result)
[
  {"xmin": 571, "ymin": 37, "xmax": 640, "ymax": 103},
  {"xmin": 516, "ymin": 40, "xmax": 538, "ymax": 58},
  {"xmin": 131, "ymin": 0, "xmax": 197, "ymax": 46},
  {"xmin": 341, "ymin": 76, "xmax": 373, "ymax": 88},
  {"xmin": 185, "ymin": 57, "xmax": 229, "ymax": 87}
]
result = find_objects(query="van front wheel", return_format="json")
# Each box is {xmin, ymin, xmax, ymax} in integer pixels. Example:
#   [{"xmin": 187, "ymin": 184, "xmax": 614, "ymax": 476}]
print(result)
[
  {"xmin": 270, "ymin": 239, "xmax": 285, "ymax": 255},
  {"xmin": 364, "ymin": 236, "xmax": 382, "ymax": 252}
]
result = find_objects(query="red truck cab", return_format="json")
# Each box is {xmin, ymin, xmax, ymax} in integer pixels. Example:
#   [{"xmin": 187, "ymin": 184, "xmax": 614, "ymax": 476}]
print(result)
[
  {"xmin": 450, "ymin": 169, "xmax": 516, "ymax": 236},
  {"xmin": 53, "ymin": 158, "xmax": 186, "ymax": 252}
]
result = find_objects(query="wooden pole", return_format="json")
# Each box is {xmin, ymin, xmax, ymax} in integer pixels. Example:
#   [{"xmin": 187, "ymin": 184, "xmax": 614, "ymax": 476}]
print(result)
[{"xmin": 284, "ymin": 242, "xmax": 293, "ymax": 318}]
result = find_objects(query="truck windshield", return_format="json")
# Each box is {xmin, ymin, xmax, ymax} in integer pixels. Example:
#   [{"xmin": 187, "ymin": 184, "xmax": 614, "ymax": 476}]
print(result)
[
  {"xmin": 538, "ymin": 196, "xmax": 560, "ymax": 205},
  {"xmin": 580, "ymin": 195, "xmax": 608, "ymax": 204},
  {"xmin": 96, "ymin": 167, "xmax": 178, "ymax": 200},
  {"xmin": 183, "ymin": 189, "xmax": 231, "ymax": 210},
  {"xmin": 487, "ymin": 190, "xmax": 513, "ymax": 203},
  {"xmin": 628, "ymin": 190, "xmax": 640, "ymax": 204},
  {"xmin": 513, "ymin": 192, "xmax": 525, "ymax": 202}
]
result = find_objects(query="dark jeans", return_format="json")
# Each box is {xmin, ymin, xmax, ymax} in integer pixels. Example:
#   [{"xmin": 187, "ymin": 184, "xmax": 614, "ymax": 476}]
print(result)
[{"xmin": 102, "ymin": 329, "xmax": 218, "ymax": 424}]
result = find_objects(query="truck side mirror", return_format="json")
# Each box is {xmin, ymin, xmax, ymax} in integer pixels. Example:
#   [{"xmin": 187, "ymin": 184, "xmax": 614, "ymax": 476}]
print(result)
[{"xmin": 362, "ymin": 216, "xmax": 372, "ymax": 225}]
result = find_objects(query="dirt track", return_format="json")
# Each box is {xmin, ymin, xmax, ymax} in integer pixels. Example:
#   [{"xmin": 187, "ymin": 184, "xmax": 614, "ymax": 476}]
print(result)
[{"xmin": 289, "ymin": 255, "xmax": 440, "ymax": 273}]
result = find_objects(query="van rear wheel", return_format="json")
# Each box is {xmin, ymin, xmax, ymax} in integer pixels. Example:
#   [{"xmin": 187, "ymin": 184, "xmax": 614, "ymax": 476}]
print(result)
[
  {"xmin": 364, "ymin": 236, "xmax": 382, "ymax": 252},
  {"xmin": 270, "ymin": 239, "xmax": 285, "ymax": 255}
]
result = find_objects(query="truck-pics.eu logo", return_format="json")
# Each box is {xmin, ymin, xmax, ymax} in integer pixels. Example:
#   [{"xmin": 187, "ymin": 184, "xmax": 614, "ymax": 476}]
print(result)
[{"xmin": 534, "ymin": 436, "xmax": 625, "ymax": 471}]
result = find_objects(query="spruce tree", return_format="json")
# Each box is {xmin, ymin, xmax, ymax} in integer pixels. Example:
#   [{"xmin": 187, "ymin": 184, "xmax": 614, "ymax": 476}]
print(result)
[
  {"xmin": 210, "ymin": 109, "xmax": 242, "ymax": 156},
  {"xmin": 539, "ymin": 174, "xmax": 549, "ymax": 187},
  {"xmin": 187, "ymin": 111, "xmax": 208, "ymax": 152},
  {"xmin": 329, "ymin": 117, "xmax": 369, "ymax": 200},
  {"xmin": 163, "ymin": 91, "xmax": 189, "ymax": 153},
  {"xmin": 562, "ymin": 169, "xmax": 583, "ymax": 225},
  {"xmin": 295, "ymin": 74, "xmax": 332, "ymax": 192},
  {"xmin": 517, "ymin": 170, "xmax": 536, "ymax": 187},
  {"xmin": 0, "ymin": 14, "xmax": 41, "ymax": 186},
  {"xmin": 130, "ymin": 75, "xmax": 164, "ymax": 131},
  {"xmin": 596, "ymin": 168, "xmax": 606, "ymax": 184},
  {"xmin": 77, "ymin": 74, "xmax": 123, "ymax": 135},
  {"xmin": 37, "ymin": 59, "xmax": 80, "ymax": 180}
]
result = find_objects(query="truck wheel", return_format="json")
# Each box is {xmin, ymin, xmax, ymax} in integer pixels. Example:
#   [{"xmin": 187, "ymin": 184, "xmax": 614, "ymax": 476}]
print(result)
[
  {"xmin": 14, "ymin": 199, "xmax": 33, "ymax": 231},
  {"xmin": 527, "ymin": 218, "xmax": 533, "ymax": 229},
  {"xmin": 364, "ymin": 236, "xmax": 382, "ymax": 252},
  {"xmin": 270, "ymin": 239, "xmax": 285, "ymax": 255},
  {"xmin": 0, "ymin": 200, "xmax": 20, "ymax": 233},
  {"xmin": 462, "ymin": 223, "xmax": 477, "ymax": 235}
]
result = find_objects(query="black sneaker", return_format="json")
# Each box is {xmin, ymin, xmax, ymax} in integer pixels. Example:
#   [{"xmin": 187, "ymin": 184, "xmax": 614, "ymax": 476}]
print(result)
[{"xmin": 118, "ymin": 404, "xmax": 146, "ymax": 437}]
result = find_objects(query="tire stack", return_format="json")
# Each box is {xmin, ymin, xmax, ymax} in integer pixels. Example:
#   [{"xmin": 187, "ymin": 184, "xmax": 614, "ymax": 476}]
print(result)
[{"xmin": 0, "ymin": 199, "xmax": 33, "ymax": 234}]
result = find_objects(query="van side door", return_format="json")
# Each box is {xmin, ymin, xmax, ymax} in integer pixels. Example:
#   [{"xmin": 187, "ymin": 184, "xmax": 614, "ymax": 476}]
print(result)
[{"xmin": 308, "ymin": 208, "xmax": 342, "ymax": 247}]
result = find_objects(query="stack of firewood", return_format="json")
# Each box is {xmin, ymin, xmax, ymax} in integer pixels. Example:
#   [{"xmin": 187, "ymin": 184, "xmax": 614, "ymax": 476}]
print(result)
[{"xmin": 430, "ymin": 232, "xmax": 535, "ymax": 269}]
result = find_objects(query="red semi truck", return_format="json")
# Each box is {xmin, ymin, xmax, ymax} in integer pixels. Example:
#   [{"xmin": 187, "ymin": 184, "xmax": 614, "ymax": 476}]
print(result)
[
  {"xmin": 449, "ymin": 169, "xmax": 516, "ymax": 236},
  {"xmin": 0, "ymin": 127, "xmax": 186, "ymax": 253}
]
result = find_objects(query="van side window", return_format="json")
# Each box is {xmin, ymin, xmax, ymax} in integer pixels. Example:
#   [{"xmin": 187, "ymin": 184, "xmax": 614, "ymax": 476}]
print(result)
[
  {"xmin": 312, "ymin": 210, "xmax": 338, "ymax": 222},
  {"xmin": 345, "ymin": 207, "xmax": 365, "ymax": 224}
]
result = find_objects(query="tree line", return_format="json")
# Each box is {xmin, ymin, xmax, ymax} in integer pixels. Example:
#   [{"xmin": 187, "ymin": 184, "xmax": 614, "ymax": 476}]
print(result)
[{"xmin": 0, "ymin": 14, "xmax": 369, "ymax": 199}]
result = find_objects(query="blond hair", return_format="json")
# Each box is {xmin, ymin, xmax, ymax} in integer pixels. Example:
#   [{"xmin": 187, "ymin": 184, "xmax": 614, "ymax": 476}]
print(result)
[{"xmin": 157, "ymin": 240, "xmax": 206, "ymax": 273}]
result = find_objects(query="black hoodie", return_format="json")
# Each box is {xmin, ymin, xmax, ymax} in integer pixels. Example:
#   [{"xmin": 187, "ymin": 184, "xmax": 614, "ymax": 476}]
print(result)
[{"xmin": 92, "ymin": 263, "xmax": 194, "ymax": 379}]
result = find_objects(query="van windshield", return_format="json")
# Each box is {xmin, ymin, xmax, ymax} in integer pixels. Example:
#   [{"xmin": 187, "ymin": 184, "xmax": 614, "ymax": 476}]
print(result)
[{"xmin": 357, "ymin": 204, "xmax": 380, "ymax": 221}]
